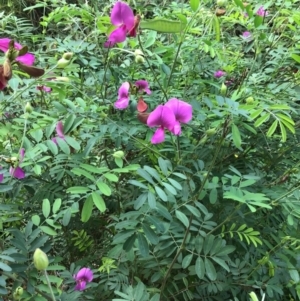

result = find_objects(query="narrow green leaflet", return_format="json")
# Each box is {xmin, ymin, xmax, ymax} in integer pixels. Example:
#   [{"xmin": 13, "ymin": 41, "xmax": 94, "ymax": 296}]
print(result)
[
  {"xmin": 279, "ymin": 121, "xmax": 287, "ymax": 142},
  {"xmin": 96, "ymin": 182, "xmax": 111, "ymax": 196},
  {"xmin": 291, "ymin": 53, "xmax": 300, "ymax": 63},
  {"xmin": 175, "ymin": 210, "xmax": 189, "ymax": 228},
  {"xmin": 182, "ymin": 254, "xmax": 193, "ymax": 269},
  {"xmin": 81, "ymin": 195, "xmax": 93, "ymax": 222},
  {"xmin": 195, "ymin": 256, "xmax": 205, "ymax": 279},
  {"xmin": 52, "ymin": 198, "xmax": 62, "ymax": 214},
  {"xmin": 254, "ymin": 113, "xmax": 270, "ymax": 127},
  {"xmin": 204, "ymin": 257, "xmax": 217, "ymax": 281},
  {"xmin": 190, "ymin": 0, "xmax": 199, "ymax": 12},
  {"xmin": 142, "ymin": 224, "xmax": 159, "ymax": 245},
  {"xmin": 232, "ymin": 124, "xmax": 242, "ymax": 148},
  {"xmin": 66, "ymin": 186, "xmax": 90, "ymax": 194},
  {"xmin": 92, "ymin": 192, "xmax": 106, "ymax": 212},
  {"xmin": 137, "ymin": 233, "xmax": 149, "ymax": 257},
  {"xmin": 266, "ymin": 120, "xmax": 278, "ymax": 137},
  {"xmin": 42, "ymin": 199, "xmax": 51, "ymax": 218}
]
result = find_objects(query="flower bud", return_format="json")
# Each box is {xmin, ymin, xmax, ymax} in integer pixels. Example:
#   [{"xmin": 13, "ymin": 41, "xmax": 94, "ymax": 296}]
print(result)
[
  {"xmin": 249, "ymin": 292, "xmax": 259, "ymax": 301},
  {"xmin": 134, "ymin": 49, "xmax": 144, "ymax": 56},
  {"xmin": 220, "ymin": 83, "xmax": 227, "ymax": 96},
  {"xmin": 206, "ymin": 128, "xmax": 217, "ymax": 136},
  {"xmin": 134, "ymin": 49, "xmax": 145, "ymax": 64},
  {"xmin": 57, "ymin": 58, "xmax": 71, "ymax": 69},
  {"xmin": 25, "ymin": 102, "xmax": 33, "ymax": 113},
  {"xmin": 33, "ymin": 248, "xmax": 49, "ymax": 271},
  {"xmin": 135, "ymin": 55, "xmax": 145, "ymax": 64},
  {"xmin": 55, "ymin": 76, "xmax": 70, "ymax": 82},
  {"xmin": 14, "ymin": 287, "xmax": 23, "ymax": 297},
  {"xmin": 62, "ymin": 52, "xmax": 74, "ymax": 60},
  {"xmin": 113, "ymin": 151, "xmax": 125, "ymax": 159},
  {"xmin": 246, "ymin": 96, "xmax": 254, "ymax": 104}
]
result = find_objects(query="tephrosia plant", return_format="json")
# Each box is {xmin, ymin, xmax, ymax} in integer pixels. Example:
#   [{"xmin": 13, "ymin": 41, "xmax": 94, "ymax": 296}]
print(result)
[{"xmin": 1, "ymin": 0, "xmax": 300, "ymax": 300}]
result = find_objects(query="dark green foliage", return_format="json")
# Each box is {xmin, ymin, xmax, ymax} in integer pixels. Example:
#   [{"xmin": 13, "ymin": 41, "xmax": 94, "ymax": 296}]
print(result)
[{"xmin": 1, "ymin": 0, "xmax": 300, "ymax": 300}]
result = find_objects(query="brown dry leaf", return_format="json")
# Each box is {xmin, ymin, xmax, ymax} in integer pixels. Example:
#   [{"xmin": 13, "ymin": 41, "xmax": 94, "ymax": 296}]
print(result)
[
  {"xmin": 137, "ymin": 112, "xmax": 150, "ymax": 124},
  {"xmin": 17, "ymin": 62, "xmax": 45, "ymax": 77},
  {"xmin": 216, "ymin": 8, "xmax": 226, "ymax": 16}
]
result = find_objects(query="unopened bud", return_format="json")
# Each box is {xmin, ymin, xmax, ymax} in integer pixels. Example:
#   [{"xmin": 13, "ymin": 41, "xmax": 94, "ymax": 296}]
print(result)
[
  {"xmin": 249, "ymin": 292, "xmax": 259, "ymax": 301},
  {"xmin": 135, "ymin": 55, "xmax": 145, "ymax": 64},
  {"xmin": 14, "ymin": 287, "xmax": 23, "ymax": 297},
  {"xmin": 25, "ymin": 102, "xmax": 33, "ymax": 113},
  {"xmin": 206, "ymin": 128, "xmax": 217, "ymax": 136},
  {"xmin": 62, "ymin": 52, "xmax": 73, "ymax": 60},
  {"xmin": 246, "ymin": 96, "xmax": 254, "ymax": 104},
  {"xmin": 55, "ymin": 76, "xmax": 70, "ymax": 82},
  {"xmin": 220, "ymin": 83, "xmax": 227, "ymax": 96},
  {"xmin": 57, "ymin": 58, "xmax": 71, "ymax": 69},
  {"xmin": 134, "ymin": 49, "xmax": 145, "ymax": 63},
  {"xmin": 33, "ymin": 248, "xmax": 49, "ymax": 271},
  {"xmin": 113, "ymin": 151, "xmax": 125, "ymax": 159},
  {"xmin": 134, "ymin": 49, "xmax": 144, "ymax": 56}
]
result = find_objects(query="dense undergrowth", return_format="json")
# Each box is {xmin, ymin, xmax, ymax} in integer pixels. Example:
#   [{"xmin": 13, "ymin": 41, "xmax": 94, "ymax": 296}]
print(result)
[{"xmin": 1, "ymin": 0, "xmax": 300, "ymax": 300}]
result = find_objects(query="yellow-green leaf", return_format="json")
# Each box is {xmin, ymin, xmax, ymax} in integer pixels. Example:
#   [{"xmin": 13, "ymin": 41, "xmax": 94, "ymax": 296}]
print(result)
[
  {"xmin": 266, "ymin": 120, "xmax": 278, "ymax": 137},
  {"xmin": 279, "ymin": 121, "xmax": 287, "ymax": 142},
  {"xmin": 232, "ymin": 124, "xmax": 242, "ymax": 148},
  {"xmin": 254, "ymin": 113, "xmax": 270, "ymax": 127}
]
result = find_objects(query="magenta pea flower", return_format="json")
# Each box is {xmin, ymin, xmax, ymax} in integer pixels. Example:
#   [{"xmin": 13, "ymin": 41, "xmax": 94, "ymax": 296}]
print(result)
[
  {"xmin": 242, "ymin": 31, "xmax": 251, "ymax": 39},
  {"xmin": 256, "ymin": 6, "xmax": 268, "ymax": 17},
  {"xmin": 104, "ymin": 1, "xmax": 135, "ymax": 47},
  {"xmin": 147, "ymin": 105, "xmax": 176, "ymax": 144},
  {"xmin": 165, "ymin": 98, "xmax": 193, "ymax": 135},
  {"xmin": 0, "ymin": 166, "xmax": 3, "ymax": 183},
  {"xmin": 214, "ymin": 70, "xmax": 226, "ymax": 78},
  {"xmin": 9, "ymin": 148, "xmax": 25, "ymax": 179},
  {"xmin": 74, "ymin": 267, "xmax": 93, "ymax": 291},
  {"xmin": 52, "ymin": 121, "xmax": 65, "ymax": 144},
  {"xmin": 0, "ymin": 38, "xmax": 35, "ymax": 65},
  {"xmin": 37, "ymin": 85, "xmax": 51, "ymax": 93},
  {"xmin": 115, "ymin": 82, "xmax": 130, "ymax": 109},
  {"xmin": 135, "ymin": 80, "xmax": 151, "ymax": 94}
]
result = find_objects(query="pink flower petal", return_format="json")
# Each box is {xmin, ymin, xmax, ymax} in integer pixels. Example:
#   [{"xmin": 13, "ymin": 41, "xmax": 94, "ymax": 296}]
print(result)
[
  {"xmin": 118, "ymin": 82, "xmax": 130, "ymax": 98},
  {"xmin": 75, "ymin": 281, "xmax": 86, "ymax": 291},
  {"xmin": 110, "ymin": 1, "xmax": 134, "ymax": 29},
  {"xmin": 135, "ymin": 80, "xmax": 151, "ymax": 94},
  {"xmin": 20, "ymin": 148, "xmax": 25, "ymax": 162},
  {"xmin": 171, "ymin": 121, "xmax": 182, "ymax": 135},
  {"xmin": 16, "ymin": 53, "xmax": 35, "ymax": 66},
  {"xmin": 115, "ymin": 97, "xmax": 129, "ymax": 109},
  {"xmin": 165, "ymin": 98, "xmax": 192, "ymax": 124},
  {"xmin": 0, "ymin": 38, "xmax": 14, "ymax": 52},
  {"xmin": 0, "ymin": 166, "xmax": 3, "ymax": 183},
  {"xmin": 56, "ymin": 121, "xmax": 64, "ymax": 138},
  {"xmin": 147, "ymin": 105, "xmax": 176, "ymax": 132},
  {"xmin": 107, "ymin": 26, "xmax": 128, "ymax": 45},
  {"xmin": 151, "ymin": 127, "xmax": 165, "ymax": 144},
  {"xmin": 9, "ymin": 166, "xmax": 25, "ymax": 179},
  {"xmin": 74, "ymin": 267, "xmax": 93, "ymax": 291},
  {"xmin": 147, "ymin": 105, "xmax": 164, "ymax": 127}
]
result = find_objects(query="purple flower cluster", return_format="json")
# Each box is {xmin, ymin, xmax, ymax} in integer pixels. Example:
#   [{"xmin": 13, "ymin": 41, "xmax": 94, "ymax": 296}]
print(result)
[
  {"xmin": 73, "ymin": 267, "xmax": 93, "ymax": 291},
  {"xmin": 147, "ymin": 98, "xmax": 192, "ymax": 144},
  {"xmin": 115, "ymin": 80, "xmax": 151, "ymax": 109},
  {"xmin": 104, "ymin": 1, "xmax": 139, "ymax": 47}
]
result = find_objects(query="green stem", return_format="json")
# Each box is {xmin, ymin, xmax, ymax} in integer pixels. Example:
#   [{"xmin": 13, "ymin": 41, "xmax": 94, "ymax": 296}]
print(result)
[
  {"xmin": 43, "ymin": 270, "xmax": 56, "ymax": 301},
  {"xmin": 137, "ymin": 34, "xmax": 168, "ymax": 101}
]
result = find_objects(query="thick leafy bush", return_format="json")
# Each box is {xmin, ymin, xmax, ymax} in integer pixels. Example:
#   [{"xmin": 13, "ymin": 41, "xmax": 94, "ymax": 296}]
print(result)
[{"xmin": 1, "ymin": 0, "xmax": 300, "ymax": 300}]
